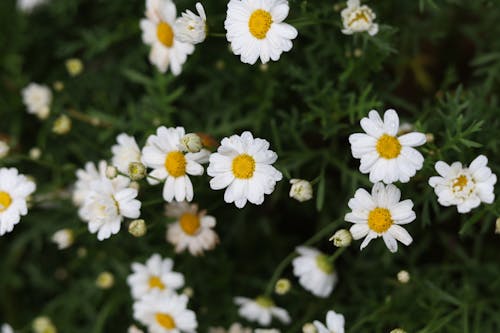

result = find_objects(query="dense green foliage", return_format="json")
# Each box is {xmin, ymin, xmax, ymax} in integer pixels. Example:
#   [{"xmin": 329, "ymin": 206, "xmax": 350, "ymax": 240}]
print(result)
[{"xmin": 1, "ymin": 0, "xmax": 500, "ymax": 332}]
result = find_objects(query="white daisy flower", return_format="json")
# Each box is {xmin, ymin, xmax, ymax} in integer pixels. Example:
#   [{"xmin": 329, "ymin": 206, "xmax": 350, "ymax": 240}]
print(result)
[
  {"xmin": 79, "ymin": 176, "xmax": 141, "ymax": 240},
  {"xmin": 0, "ymin": 140, "xmax": 9, "ymax": 159},
  {"xmin": 234, "ymin": 296, "xmax": 290, "ymax": 326},
  {"xmin": 207, "ymin": 131, "xmax": 282, "ymax": 208},
  {"xmin": 429, "ymin": 155, "xmax": 497, "ymax": 213},
  {"xmin": 140, "ymin": 0, "xmax": 195, "ymax": 75},
  {"xmin": 345, "ymin": 183, "xmax": 415, "ymax": 253},
  {"xmin": 349, "ymin": 109, "xmax": 426, "ymax": 184},
  {"xmin": 165, "ymin": 201, "xmax": 219, "ymax": 256},
  {"xmin": 72, "ymin": 160, "xmax": 108, "ymax": 206},
  {"xmin": 292, "ymin": 246, "xmax": 338, "ymax": 298},
  {"xmin": 127, "ymin": 253, "xmax": 185, "ymax": 300},
  {"xmin": 313, "ymin": 310, "xmax": 345, "ymax": 333},
  {"xmin": 21, "ymin": 83, "xmax": 52, "ymax": 119},
  {"xmin": 133, "ymin": 290, "xmax": 197, "ymax": 333},
  {"xmin": 111, "ymin": 133, "xmax": 142, "ymax": 175},
  {"xmin": 51, "ymin": 228, "xmax": 74, "ymax": 249},
  {"xmin": 0, "ymin": 168, "xmax": 36, "ymax": 236},
  {"xmin": 141, "ymin": 126, "xmax": 210, "ymax": 203},
  {"xmin": 341, "ymin": 0, "xmax": 378, "ymax": 36},
  {"xmin": 1, "ymin": 323, "xmax": 14, "ymax": 333},
  {"xmin": 224, "ymin": 0, "xmax": 298, "ymax": 65},
  {"xmin": 175, "ymin": 3, "xmax": 207, "ymax": 45}
]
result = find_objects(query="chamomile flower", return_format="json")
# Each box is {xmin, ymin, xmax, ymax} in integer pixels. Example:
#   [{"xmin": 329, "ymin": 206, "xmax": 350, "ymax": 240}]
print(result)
[
  {"xmin": 207, "ymin": 131, "xmax": 282, "ymax": 208},
  {"xmin": 111, "ymin": 133, "xmax": 142, "ymax": 175},
  {"xmin": 142, "ymin": 126, "xmax": 210, "ymax": 203},
  {"xmin": 72, "ymin": 160, "xmax": 107, "ymax": 206},
  {"xmin": 234, "ymin": 296, "xmax": 290, "ymax": 326},
  {"xmin": 79, "ymin": 176, "xmax": 141, "ymax": 240},
  {"xmin": 341, "ymin": 0, "xmax": 378, "ymax": 36},
  {"xmin": 127, "ymin": 253, "xmax": 184, "ymax": 300},
  {"xmin": 345, "ymin": 183, "xmax": 415, "ymax": 253},
  {"xmin": 21, "ymin": 83, "xmax": 52, "ymax": 119},
  {"xmin": 175, "ymin": 3, "xmax": 207, "ymax": 44},
  {"xmin": 224, "ymin": 0, "xmax": 298, "ymax": 64},
  {"xmin": 165, "ymin": 202, "xmax": 219, "ymax": 256},
  {"xmin": 429, "ymin": 155, "xmax": 497, "ymax": 213},
  {"xmin": 349, "ymin": 109, "xmax": 426, "ymax": 184},
  {"xmin": 313, "ymin": 310, "xmax": 345, "ymax": 333},
  {"xmin": 292, "ymin": 246, "xmax": 338, "ymax": 298},
  {"xmin": 133, "ymin": 291, "xmax": 197, "ymax": 333},
  {"xmin": 0, "ymin": 168, "xmax": 36, "ymax": 236},
  {"xmin": 140, "ymin": 0, "xmax": 195, "ymax": 75}
]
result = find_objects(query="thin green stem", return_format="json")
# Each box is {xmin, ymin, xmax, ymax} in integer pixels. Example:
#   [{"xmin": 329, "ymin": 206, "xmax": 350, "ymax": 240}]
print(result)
[{"xmin": 328, "ymin": 246, "xmax": 346, "ymax": 263}]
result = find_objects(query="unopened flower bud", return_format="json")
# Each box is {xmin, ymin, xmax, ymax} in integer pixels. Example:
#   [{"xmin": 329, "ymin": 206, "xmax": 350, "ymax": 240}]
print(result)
[
  {"xmin": 329, "ymin": 229, "xmax": 352, "ymax": 247},
  {"xmin": 29, "ymin": 147, "xmax": 42, "ymax": 160},
  {"xmin": 289, "ymin": 179, "xmax": 313, "ymax": 202},
  {"xmin": 106, "ymin": 166, "xmax": 118, "ymax": 179},
  {"xmin": 496, "ymin": 217, "xmax": 500, "ymax": 234},
  {"xmin": 96, "ymin": 271, "xmax": 114, "ymax": 289},
  {"xmin": 180, "ymin": 133, "xmax": 203, "ymax": 153},
  {"xmin": 397, "ymin": 270, "xmax": 410, "ymax": 284},
  {"xmin": 128, "ymin": 162, "xmax": 146, "ymax": 181},
  {"xmin": 51, "ymin": 229, "xmax": 74, "ymax": 249},
  {"xmin": 275, "ymin": 278, "xmax": 291, "ymax": 295},
  {"xmin": 128, "ymin": 219, "xmax": 147, "ymax": 237},
  {"xmin": 53, "ymin": 81, "xmax": 64, "ymax": 91},
  {"xmin": 32, "ymin": 316, "xmax": 57, "ymax": 333},
  {"xmin": 390, "ymin": 329, "xmax": 407, "ymax": 333},
  {"xmin": 65, "ymin": 58, "xmax": 84, "ymax": 76},
  {"xmin": 302, "ymin": 323, "xmax": 317, "ymax": 333},
  {"xmin": 0, "ymin": 140, "xmax": 10, "ymax": 159},
  {"xmin": 182, "ymin": 287, "xmax": 194, "ymax": 298},
  {"xmin": 425, "ymin": 133, "xmax": 434, "ymax": 143},
  {"xmin": 52, "ymin": 114, "xmax": 72, "ymax": 135}
]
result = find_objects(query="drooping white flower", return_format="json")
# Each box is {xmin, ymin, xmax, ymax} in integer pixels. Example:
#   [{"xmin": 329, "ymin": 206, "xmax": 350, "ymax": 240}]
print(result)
[
  {"xmin": 111, "ymin": 133, "xmax": 142, "ymax": 175},
  {"xmin": 428, "ymin": 155, "xmax": 497, "ymax": 213},
  {"xmin": 349, "ymin": 109, "xmax": 426, "ymax": 184},
  {"xmin": 51, "ymin": 228, "xmax": 74, "ymax": 249},
  {"xmin": 79, "ymin": 176, "xmax": 141, "ymax": 241},
  {"xmin": 207, "ymin": 131, "xmax": 282, "ymax": 208},
  {"xmin": 313, "ymin": 310, "xmax": 345, "ymax": 333},
  {"xmin": 141, "ymin": 126, "xmax": 210, "ymax": 203},
  {"xmin": 165, "ymin": 202, "xmax": 219, "ymax": 256},
  {"xmin": 133, "ymin": 291, "xmax": 197, "ymax": 333},
  {"xmin": 17, "ymin": 0, "xmax": 48, "ymax": 12},
  {"xmin": 289, "ymin": 179, "xmax": 313, "ymax": 202},
  {"xmin": 234, "ymin": 296, "xmax": 290, "ymax": 326},
  {"xmin": 127, "ymin": 253, "xmax": 185, "ymax": 300},
  {"xmin": 72, "ymin": 160, "xmax": 108, "ymax": 206},
  {"xmin": 0, "ymin": 168, "xmax": 36, "ymax": 236},
  {"xmin": 224, "ymin": 0, "xmax": 298, "ymax": 65},
  {"xmin": 1, "ymin": 323, "xmax": 14, "ymax": 333},
  {"xmin": 140, "ymin": 0, "xmax": 195, "ymax": 75},
  {"xmin": 292, "ymin": 246, "xmax": 337, "ymax": 298},
  {"xmin": 175, "ymin": 3, "xmax": 207, "ymax": 45},
  {"xmin": 345, "ymin": 183, "xmax": 415, "ymax": 253},
  {"xmin": 21, "ymin": 83, "xmax": 52, "ymax": 119},
  {"xmin": 341, "ymin": 0, "xmax": 378, "ymax": 36}
]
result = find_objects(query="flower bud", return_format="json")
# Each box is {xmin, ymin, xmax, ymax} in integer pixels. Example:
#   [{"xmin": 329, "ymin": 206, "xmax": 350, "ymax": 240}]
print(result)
[
  {"xmin": 274, "ymin": 278, "xmax": 291, "ymax": 295},
  {"xmin": 128, "ymin": 219, "xmax": 147, "ymax": 237},
  {"xmin": 51, "ymin": 229, "xmax": 74, "ymax": 249},
  {"xmin": 182, "ymin": 287, "xmax": 194, "ymax": 298},
  {"xmin": 65, "ymin": 58, "xmax": 84, "ymax": 76},
  {"xmin": 105, "ymin": 165, "xmax": 118, "ymax": 179},
  {"xmin": 53, "ymin": 81, "xmax": 64, "ymax": 91},
  {"xmin": 32, "ymin": 316, "xmax": 57, "ymax": 333},
  {"xmin": 29, "ymin": 147, "xmax": 42, "ymax": 160},
  {"xmin": 390, "ymin": 329, "xmax": 407, "ymax": 333},
  {"xmin": 128, "ymin": 162, "xmax": 147, "ymax": 181},
  {"xmin": 0, "ymin": 140, "xmax": 10, "ymax": 159},
  {"xmin": 302, "ymin": 323, "xmax": 317, "ymax": 333},
  {"xmin": 397, "ymin": 270, "xmax": 410, "ymax": 284},
  {"xmin": 52, "ymin": 114, "xmax": 72, "ymax": 135},
  {"xmin": 289, "ymin": 179, "xmax": 313, "ymax": 202},
  {"xmin": 425, "ymin": 133, "xmax": 435, "ymax": 143},
  {"xmin": 180, "ymin": 133, "xmax": 203, "ymax": 153},
  {"xmin": 329, "ymin": 229, "xmax": 352, "ymax": 247},
  {"xmin": 96, "ymin": 271, "xmax": 114, "ymax": 289},
  {"xmin": 496, "ymin": 217, "xmax": 500, "ymax": 234}
]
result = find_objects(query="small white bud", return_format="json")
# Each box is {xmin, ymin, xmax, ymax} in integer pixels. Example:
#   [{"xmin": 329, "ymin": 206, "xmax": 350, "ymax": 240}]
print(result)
[
  {"xmin": 0, "ymin": 140, "xmax": 10, "ymax": 159},
  {"xmin": 329, "ymin": 229, "xmax": 353, "ymax": 247},
  {"xmin": 128, "ymin": 162, "xmax": 147, "ymax": 181},
  {"xmin": 302, "ymin": 323, "xmax": 317, "ymax": 333},
  {"xmin": 397, "ymin": 270, "xmax": 410, "ymax": 284},
  {"xmin": 496, "ymin": 217, "xmax": 500, "ymax": 234},
  {"xmin": 390, "ymin": 329, "xmax": 407, "ymax": 333},
  {"xmin": 289, "ymin": 179, "xmax": 313, "ymax": 202},
  {"xmin": 96, "ymin": 271, "xmax": 114, "ymax": 289},
  {"xmin": 425, "ymin": 133, "xmax": 435, "ymax": 143},
  {"xmin": 180, "ymin": 133, "xmax": 203, "ymax": 153},
  {"xmin": 105, "ymin": 165, "xmax": 118, "ymax": 179},
  {"xmin": 128, "ymin": 219, "xmax": 147, "ymax": 237},
  {"xmin": 29, "ymin": 147, "xmax": 42, "ymax": 160},
  {"xmin": 32, "ymin": 317, "xmax": 57, "ymax": 333},
  {"xmin": 65, "ymin": 58, "xmax": 84, "ymax": 76},
  {"xmin": 51, "ymin": 229, "xmax": 74, "ymax": 249},
  {"xmin": 274, "ymin": 278, "xmax": 291, "ymax": 295},
  {"xmin": 182, "ymin": 287, "xmax": 194, "ymax": 297},
  {"xmin": 52, "ymin": 114, "xmax": 72, "ymax": 135}
]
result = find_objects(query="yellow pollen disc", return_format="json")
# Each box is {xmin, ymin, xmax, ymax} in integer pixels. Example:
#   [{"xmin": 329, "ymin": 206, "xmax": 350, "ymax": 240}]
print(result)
[
  {"xmin": 368, "ymin": 207, "xmax": 393, "ymax": 233},
  {"xmin": 232, "ymin": 154, "xmax": 256, "ymax": 179},
  {"xmin": 248, "ymin": 9, "xmax": 273, "ymax": 39},
  {"xmin": 376, "ymin": 134, "xmax": 402, "ymax": 159},
  {"xmin": 348, "ymin": 11, "xmax": 369, "ymax": 26},
  {"xmin": 165, "ymin": 151, "xmax": 187, "ymax": 177},
  {"xmin": 0, "ymin": 191, "xmax": 12, "ymax": 212},
  {"xmin": 157, "ymin": 21, "xmax": 174, "ymax": 47},
  {"xmin": 148, "ymin": 276, "xmax": 166, "ymax": 290},
  {"xmin": 156, "ymin": 313, "xmax": 176, "ymax": 329},
  {"xmin": 453, "ymin": 175, "xmax": 468, "ymax": 190},
  {"xmin": 179, "ymin": 213, "xmax": 201, "ymax": 235}
]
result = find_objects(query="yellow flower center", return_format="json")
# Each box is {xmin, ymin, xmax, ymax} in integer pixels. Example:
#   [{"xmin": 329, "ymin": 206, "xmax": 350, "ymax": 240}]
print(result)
[
  {"xmin": 157, "ymin": 21, "xmax": 174, "ymax": 47},
  {"xmin": 376, "ymin": 134, "xmax": 402, "ymax": 159},
  {"xmin": 179, "ymin": 213, "xmax": 201, "ymax": 235},
  {"xmin": 348, "ymin": 10, "xmax": 370, "ymax": 26},
  {"xmin": 452, "ymin": 175, "xmax": 468, "ymax": 190},
  {"xmin": 368, "ymin": 207, "xmax": 393, "ymax": 233},
  {"xmin": 315, "ymin": 254, "xmax": 334, "ymax": 274},
  {"xmin": 232, "ymin": 154, "xmax": 256, "ymax": 179},
  {"xmin": 148, "ymin": 276, "xmax": 166, "ymax": 290},
  {"xmin": 165, "ymin": 151, "xmax": 187, "ymax": 177},
  {"xmin": 0, "ymin": 191, "xmax": 12, "ymax": 212},
  {"xmin": 156, "ymin": 313, "xmax": 176, "ymax": 329},
  {"xmin": 248, "ymin": 9, "xmax": 273, "ymax": 39},
  {"xmin": 255, "ymin": 295, "xmax": 274, "ymax": 308}
]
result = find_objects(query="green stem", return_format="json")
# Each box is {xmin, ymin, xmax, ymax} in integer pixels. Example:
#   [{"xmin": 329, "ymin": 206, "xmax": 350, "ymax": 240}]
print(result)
[{"xmin": 328, "ymin": 246, "xmax": 346, "ymax": 263}]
